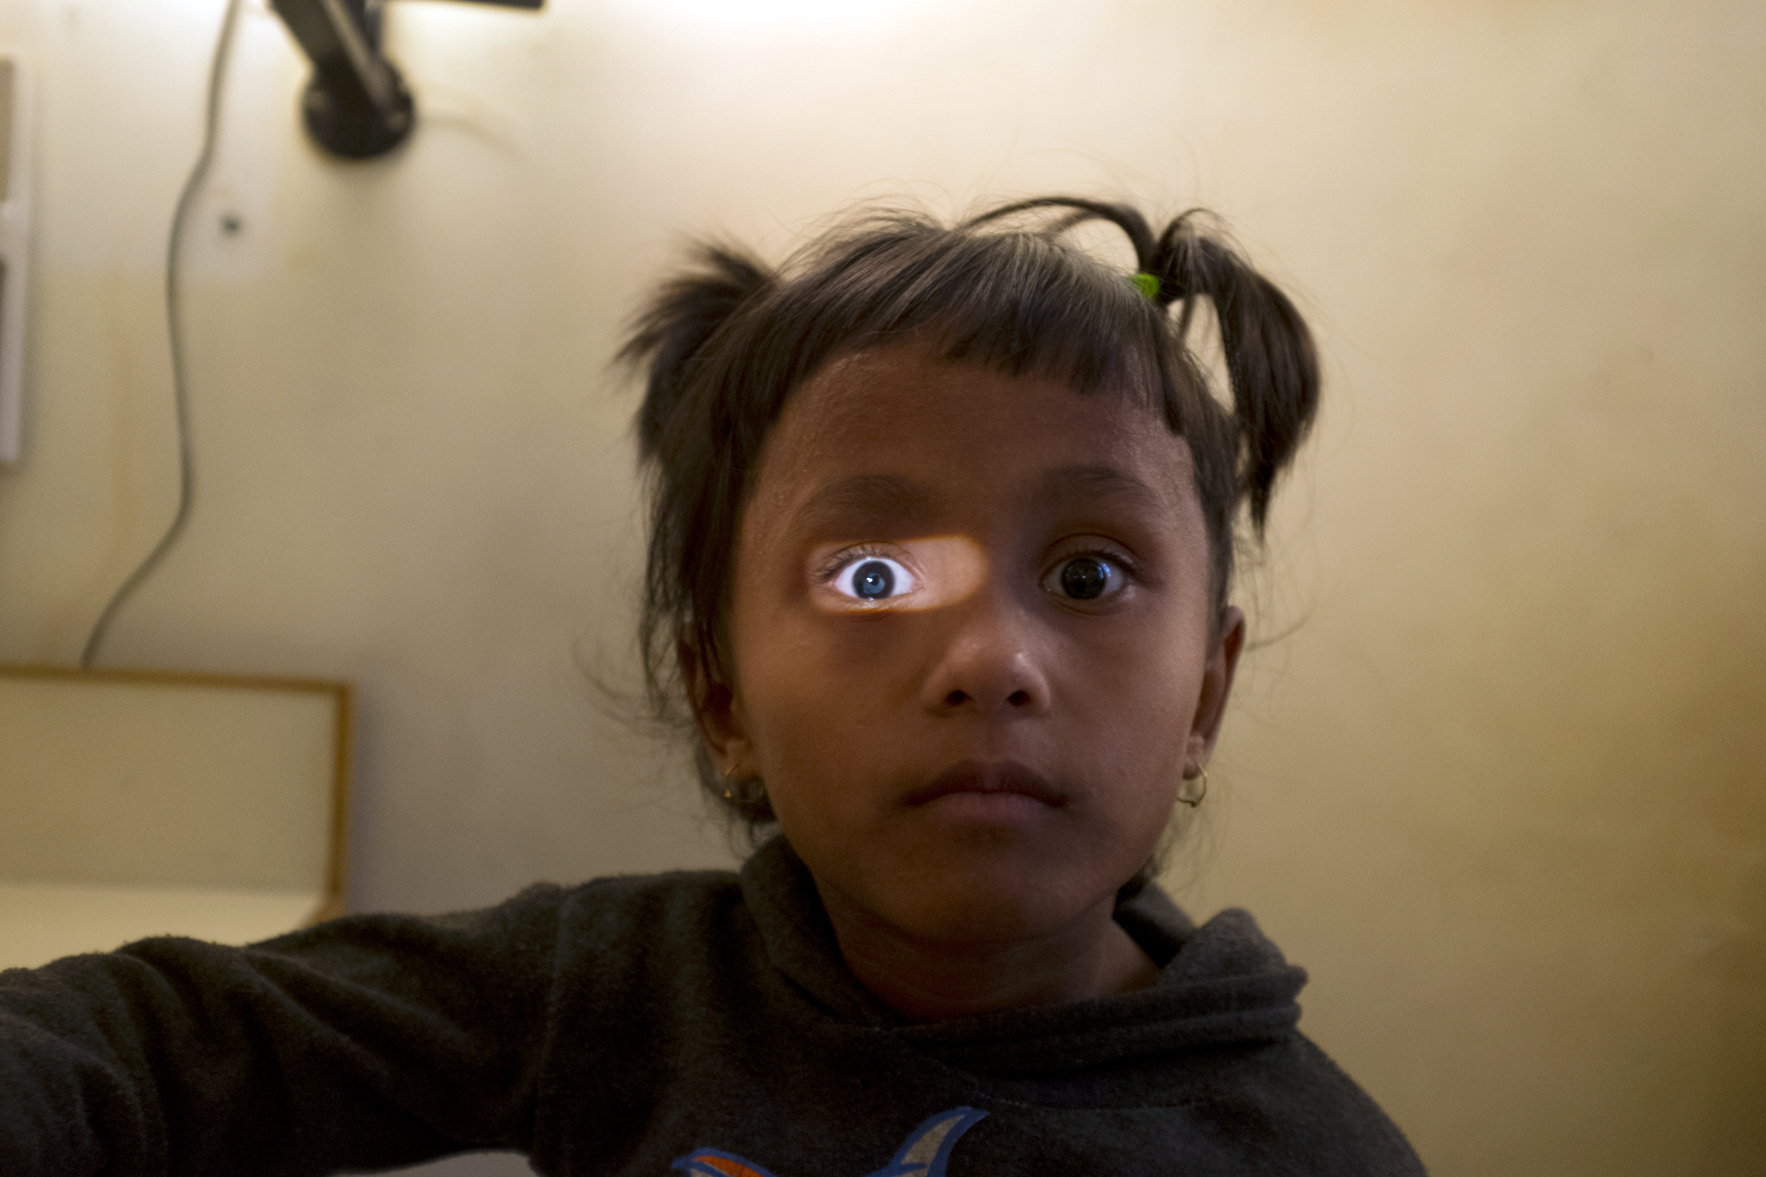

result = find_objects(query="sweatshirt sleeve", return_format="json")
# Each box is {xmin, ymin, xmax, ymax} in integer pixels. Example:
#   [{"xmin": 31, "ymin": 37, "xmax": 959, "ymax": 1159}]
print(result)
[{"xmin": 0, "ymin": 884, "xmax": 568, "ymax": 1177}]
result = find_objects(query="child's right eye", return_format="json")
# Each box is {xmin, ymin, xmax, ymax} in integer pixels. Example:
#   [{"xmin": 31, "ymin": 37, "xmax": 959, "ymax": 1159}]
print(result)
[{"xmin": 830, "ymin": 555, "xmax": 917, "ymax": 602}]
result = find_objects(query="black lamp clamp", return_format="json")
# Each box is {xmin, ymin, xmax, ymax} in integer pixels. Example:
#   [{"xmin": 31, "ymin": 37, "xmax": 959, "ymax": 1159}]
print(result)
[{"xmin": 269, "ymin": 0, "xmax": 542, "ymax": 160}]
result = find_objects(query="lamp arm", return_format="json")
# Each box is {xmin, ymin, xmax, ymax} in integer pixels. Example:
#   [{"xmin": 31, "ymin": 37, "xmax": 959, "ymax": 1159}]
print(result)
[
  {"xmin": 273, "ymin": 0, "xmax": 401, "ymax": 116},
  {"xmin": 270, "ymin": 0, "xmax": 413, "ymax": 159}
]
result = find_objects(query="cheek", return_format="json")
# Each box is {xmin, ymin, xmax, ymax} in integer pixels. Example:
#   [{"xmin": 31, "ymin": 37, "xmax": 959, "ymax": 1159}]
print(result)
[
  {"xmin": 1058, "ymin": 624, "xmax": 1211, "ymax": 826},
  {"xmin": 728, "ymin": 588, "xmax": 911, "ymax": 800},
  {"xmin": 741, "ymin": 623, "xmax": 917, "ymax": 771},
  {"xmin": 1068, "ymin": 606, "xmax": 1209, "ymax": 720}
]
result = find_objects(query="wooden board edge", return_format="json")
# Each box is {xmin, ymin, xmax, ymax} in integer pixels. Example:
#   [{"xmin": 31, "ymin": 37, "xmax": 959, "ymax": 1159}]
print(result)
[
  {"xmin": 3, "ymin": 663, "xmax": 357, "ymax": 921},
  {"xmin": 0, "ymin": 662, "xmax": 349, "ymax": 697},
  {"xmin": 303, "ymin": 894, "xmax": 348, "ymax": 927},
  {"xmin": 328, "ymin": 682, "xmax": 354, "ymax": 916}
]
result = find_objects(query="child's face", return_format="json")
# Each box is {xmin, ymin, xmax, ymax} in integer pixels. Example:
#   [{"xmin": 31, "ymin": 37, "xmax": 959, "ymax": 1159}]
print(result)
[{"xmin": 695, "ymin": 344, "xmax": 1241, "ymax": 951}]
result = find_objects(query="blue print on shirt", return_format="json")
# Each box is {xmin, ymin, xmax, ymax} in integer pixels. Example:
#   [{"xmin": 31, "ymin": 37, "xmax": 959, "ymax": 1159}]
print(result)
[{"xmin": 672, "ymin": 1106, "xmax": 987, "ymax": 1177}]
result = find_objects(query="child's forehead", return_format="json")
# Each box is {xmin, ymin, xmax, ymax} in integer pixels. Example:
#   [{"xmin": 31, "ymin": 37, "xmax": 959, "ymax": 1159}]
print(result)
[
  {"xmin": 748, "ymin": 345, "xmax": 1197, "ymax": 529},
  {"xmin": 780, "ymin": 344, "xmax": 1171, "ymax": 449}
]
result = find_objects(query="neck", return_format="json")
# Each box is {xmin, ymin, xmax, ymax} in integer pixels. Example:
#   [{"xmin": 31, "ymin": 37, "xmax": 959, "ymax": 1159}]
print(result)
[{"xmin": 818, "ymin": 888, "xmax": 1161, "ymax": 1022}]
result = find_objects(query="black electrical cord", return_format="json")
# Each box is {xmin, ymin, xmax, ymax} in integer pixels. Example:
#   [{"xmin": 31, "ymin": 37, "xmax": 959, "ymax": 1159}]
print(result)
[{"xmin": 81, "ymin": 0, "xmax": 244, "ymax": 669}]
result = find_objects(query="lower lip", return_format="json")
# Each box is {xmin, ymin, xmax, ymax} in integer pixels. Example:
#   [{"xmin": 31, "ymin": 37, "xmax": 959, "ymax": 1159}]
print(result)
[{"xmin": 919, "ymin": 791, "xmax": 1053, "ymax": 824}]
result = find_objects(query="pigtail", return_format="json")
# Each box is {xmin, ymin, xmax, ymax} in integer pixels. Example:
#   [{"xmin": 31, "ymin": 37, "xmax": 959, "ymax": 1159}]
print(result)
[
  {"xmin": 1148, "ymin": 219, "xmax": 1319, "ymax": 533},
  {"xmin": 966, "ymin": 197, "xmax": 1319, "ymax": 534},
  {"xmin": 623, "ymin": 243, "xmax": 775, "ymax": 832},
  {"xmin": 968, "ymin": 196, "xmax": 1158, "ymax": 263},
  {"xmin": 619, "ymin": 245, "xmax": 775, "ymax": 460}
]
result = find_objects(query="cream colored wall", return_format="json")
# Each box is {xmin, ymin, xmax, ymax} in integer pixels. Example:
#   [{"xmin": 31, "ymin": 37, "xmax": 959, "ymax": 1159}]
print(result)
[{"xmin": 0, "ymin": 1, "xmax": 1759, "ymax": 1175}]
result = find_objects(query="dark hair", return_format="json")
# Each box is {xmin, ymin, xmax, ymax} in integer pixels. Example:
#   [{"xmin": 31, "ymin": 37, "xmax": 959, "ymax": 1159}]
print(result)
[{"xmin": 620, "ymin": 196, "xmax": 1318, "ymax": 830}]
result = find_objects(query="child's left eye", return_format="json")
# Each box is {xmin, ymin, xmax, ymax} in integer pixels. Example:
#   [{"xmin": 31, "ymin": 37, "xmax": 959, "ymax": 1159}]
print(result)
[
  {"xmin": 1043, "ymin": 554, "xmax": 1126, "ymax": 601},
  {"xmin": 830, "ymin": 555, "xmax": 917, "ymax": 601}
]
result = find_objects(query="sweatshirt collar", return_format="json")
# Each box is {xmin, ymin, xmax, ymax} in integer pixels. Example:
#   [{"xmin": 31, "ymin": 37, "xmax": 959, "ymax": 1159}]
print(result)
[{"xmin": 739, "ymin": 835, "xmax": 1306, "ymax": 1074}]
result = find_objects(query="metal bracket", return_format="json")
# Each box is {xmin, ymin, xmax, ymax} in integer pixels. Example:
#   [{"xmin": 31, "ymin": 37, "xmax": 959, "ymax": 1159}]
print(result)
[{"xmin": 269, "ymin": 0, "xmax": 541, "ymax": 160}]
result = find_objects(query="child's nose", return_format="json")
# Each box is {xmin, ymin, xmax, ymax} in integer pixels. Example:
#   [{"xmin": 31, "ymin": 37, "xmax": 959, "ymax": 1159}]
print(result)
[{"xmin": 918, "ymin": 594, "xmax": 1051, "ymax": 716}]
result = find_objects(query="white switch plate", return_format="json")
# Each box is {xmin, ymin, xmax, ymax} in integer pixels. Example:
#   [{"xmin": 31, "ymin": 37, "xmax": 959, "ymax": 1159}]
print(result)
[{"xmin": 0, "ymin": 51, "xmax": 34, "ymax": 465}]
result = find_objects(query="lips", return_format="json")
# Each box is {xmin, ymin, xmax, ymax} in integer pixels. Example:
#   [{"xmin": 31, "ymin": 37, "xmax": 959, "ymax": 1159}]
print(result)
[{"xmin": 903, "ymin": 759, "xmax": 1069, "ymax": 808}]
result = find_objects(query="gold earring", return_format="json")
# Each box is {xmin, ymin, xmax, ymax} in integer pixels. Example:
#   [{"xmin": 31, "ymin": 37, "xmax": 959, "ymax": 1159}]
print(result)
[
  {"xmin": 722, "ymin": 773, "xmax": 764, "ymax": 805},
  {"xmin": 1178, "ymin": 766, "xmax": 1208, "ymax": 808}
]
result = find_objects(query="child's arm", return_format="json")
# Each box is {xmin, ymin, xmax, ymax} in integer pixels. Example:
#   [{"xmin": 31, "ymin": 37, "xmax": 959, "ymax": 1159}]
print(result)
[{"xmin": 0, "ymin": 885, "xmax": 565, "ymax": 1177}]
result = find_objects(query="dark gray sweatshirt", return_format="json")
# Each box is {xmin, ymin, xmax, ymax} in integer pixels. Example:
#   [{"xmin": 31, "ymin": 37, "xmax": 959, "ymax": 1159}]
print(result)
[{"xmin": 0, "ymin": 837, "xmax": 1425, "ymax": 1176}]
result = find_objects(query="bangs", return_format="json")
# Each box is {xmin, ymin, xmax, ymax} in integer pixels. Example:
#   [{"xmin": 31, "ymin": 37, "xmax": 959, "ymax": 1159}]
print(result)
[{"xmin": 710, "ymin": 218, "xmax": 1183, "ymax": 430}]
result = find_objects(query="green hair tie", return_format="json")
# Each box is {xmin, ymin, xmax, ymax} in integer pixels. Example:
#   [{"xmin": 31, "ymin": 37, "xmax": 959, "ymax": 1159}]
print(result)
[{"xmin": 1129, "ymin": 271, "xmax": 1161, "ymax": 302}]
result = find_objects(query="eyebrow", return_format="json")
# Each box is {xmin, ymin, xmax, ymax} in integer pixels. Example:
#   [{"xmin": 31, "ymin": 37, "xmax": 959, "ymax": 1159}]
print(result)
[
  {"xmin": 1034, "ymin": 464, "xmax": 1162, "ymax": 510},
  {"xmin": 792, "ymin": 474, "xmax": 940, "ymax": 533},
  {"xmin": 792, "ymin": 465, "xmax": 1161, "ymax": 534}
]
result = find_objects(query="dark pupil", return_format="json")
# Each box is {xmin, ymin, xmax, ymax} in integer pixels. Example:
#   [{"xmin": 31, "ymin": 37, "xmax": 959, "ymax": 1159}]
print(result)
[
  {"xmin": 1061, "ymin": 558, "xmax": 1109, "ymax": 600},
  {"xmin": 854, "ymin": 560, "xmax": 894, "ymax": 599}
]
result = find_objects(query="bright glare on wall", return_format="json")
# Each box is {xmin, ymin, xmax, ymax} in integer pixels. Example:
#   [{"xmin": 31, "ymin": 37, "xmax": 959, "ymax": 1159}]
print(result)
[{"xmin": 621, "ymin": 0, "xmax": 930, "ymax": 31}]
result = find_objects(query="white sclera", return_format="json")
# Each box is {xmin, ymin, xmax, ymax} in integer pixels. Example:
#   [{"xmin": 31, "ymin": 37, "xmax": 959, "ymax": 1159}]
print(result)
[
  {"xmin": 811, "ymin": 535, "xmax": 988, "ymax": 614},
  {"xmin": 833, "ymin": 555, "xmax": 916, "ymax": 601}
]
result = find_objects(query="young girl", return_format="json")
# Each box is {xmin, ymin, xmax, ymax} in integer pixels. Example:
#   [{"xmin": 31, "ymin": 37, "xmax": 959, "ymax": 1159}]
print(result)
[{"xmin": 0, "ymin": 196, "xmax": 1426, "ymax": 1176}]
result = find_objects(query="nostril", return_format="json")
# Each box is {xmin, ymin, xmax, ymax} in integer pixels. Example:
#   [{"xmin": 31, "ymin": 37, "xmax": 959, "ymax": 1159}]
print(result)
[
  {"xmin": 945, "ymin": 690, "xmax": 970, "ymax": 706},
  {"xmin": 1007, "ymin": 689, "xmax": 1031, "ymax": 708}
]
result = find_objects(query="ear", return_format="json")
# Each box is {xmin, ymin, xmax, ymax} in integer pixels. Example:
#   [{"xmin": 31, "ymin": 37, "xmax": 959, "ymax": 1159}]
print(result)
[
  {"xmin": 1186, "ymin": 606, "xmax": 1245, "ymax": 771},
  {"xmin": 678, "ymin": 638, "xmax": 757, "ymax": 779}
]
